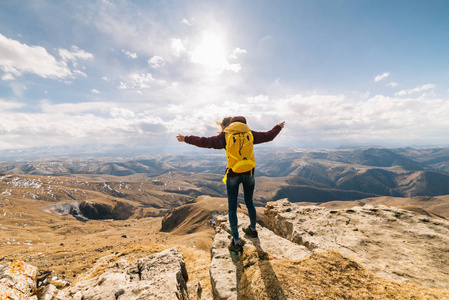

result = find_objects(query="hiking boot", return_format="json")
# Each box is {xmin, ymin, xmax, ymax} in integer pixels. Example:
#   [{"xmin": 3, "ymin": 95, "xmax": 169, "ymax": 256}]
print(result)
[
  {"xmin": 228, "ymin": 238, "xmax": 244, "ymax": 252},
  {"xmin": 243, "ymin": 226, "xmax": 258, "ymax": 238}
]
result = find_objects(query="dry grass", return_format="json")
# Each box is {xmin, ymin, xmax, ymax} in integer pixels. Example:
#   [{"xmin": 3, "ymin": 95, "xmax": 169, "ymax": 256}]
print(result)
[
  {"xmin": 0, "ymin": 174, "xmax": 216, "ymax": 296},
  {"xmin": 238, "ymin": 248, "xmax": 449, "ymax": 300}
]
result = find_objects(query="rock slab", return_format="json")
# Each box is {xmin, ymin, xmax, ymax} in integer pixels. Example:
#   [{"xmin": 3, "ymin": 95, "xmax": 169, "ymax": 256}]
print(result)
[
  {"xmin": 1, "ymin": 248, "xmax": 189, "ymax": 300},
  {"xmin": 209, "ymin": 213, "xmax": 310, "ymax": 299},
  {"xmin": 56, "ymin": 247, "xmax": 189, "ymax": 300},
  {"xmin": 265, "ymin": 198, "xmax": 449, "ymax": 290}
]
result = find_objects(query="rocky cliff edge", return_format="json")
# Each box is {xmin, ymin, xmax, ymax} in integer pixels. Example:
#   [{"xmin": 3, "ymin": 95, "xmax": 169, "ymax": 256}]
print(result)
[
  {"xmin": 210, "ymin": 199, "xmax": 449, "ymax": 299},
  {"xmin": 3, "ymin": 198, "xmax": 449, "ymax": 299}
]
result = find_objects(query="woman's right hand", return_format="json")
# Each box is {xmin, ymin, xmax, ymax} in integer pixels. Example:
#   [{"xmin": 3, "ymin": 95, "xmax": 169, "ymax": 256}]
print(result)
[
  {"xmin": 176, "ymin": 134, "xmax": 185, "ymax": 142},
  {"xmin": 278, "ymin": 121, "xmax": 285, "ymax": 129}
]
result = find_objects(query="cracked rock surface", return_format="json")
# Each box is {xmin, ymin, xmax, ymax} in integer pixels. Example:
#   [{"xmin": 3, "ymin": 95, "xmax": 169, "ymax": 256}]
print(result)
[
  {"xmin": 209, "ymin": 213, "xmax": 310, "ymax": 299},
  {"xmin": 0, "ymin": 261, "xmax": 38, "ymax": 300},
  {"xmin": 54, "ymin": 247, "xmax": 189, "ymax": 300},
  {"xmin": 265, "ymin": 198, "xmax": 449, "ymax": 290}
]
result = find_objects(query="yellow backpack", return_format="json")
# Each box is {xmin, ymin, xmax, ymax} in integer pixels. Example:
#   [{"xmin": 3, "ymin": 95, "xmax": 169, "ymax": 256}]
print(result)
[{"xmin": 222, "ymin": 122, "xmax": 255, "ymax": 183}]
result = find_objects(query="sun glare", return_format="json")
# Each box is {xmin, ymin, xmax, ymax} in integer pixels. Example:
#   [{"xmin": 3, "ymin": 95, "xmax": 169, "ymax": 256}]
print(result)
[{"xmin": 190, "ymin": 32, "xmax": 230, "ymax": 73}]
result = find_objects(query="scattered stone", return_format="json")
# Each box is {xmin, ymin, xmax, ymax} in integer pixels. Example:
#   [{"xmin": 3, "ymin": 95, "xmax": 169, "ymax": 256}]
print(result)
[
  {"xmin": 195, "ymin": 282, "xmax": 202, "ymax": 299},
  {"xmin": 36, "ymin": 270, "xmax": 52, "ymax": 287},
  {"xmin": 35, "ymin": 284, "xmax": 60, "ymax": 300}
]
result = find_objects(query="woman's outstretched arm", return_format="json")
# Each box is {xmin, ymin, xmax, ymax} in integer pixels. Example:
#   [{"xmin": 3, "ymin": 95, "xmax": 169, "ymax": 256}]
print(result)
[
  {"xmin": 176, "ymin": 132, "xmax": 225, "ymax": 149},
  {"xmin": 252, "ymin": 121, "xmax": 285, "ymax": 144}
]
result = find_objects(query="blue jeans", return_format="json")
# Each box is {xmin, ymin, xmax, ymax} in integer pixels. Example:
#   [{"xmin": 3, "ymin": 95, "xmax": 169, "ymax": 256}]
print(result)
[{"xmin": 226, "ymin": 174, "xmax": 257, "ymax": 241}]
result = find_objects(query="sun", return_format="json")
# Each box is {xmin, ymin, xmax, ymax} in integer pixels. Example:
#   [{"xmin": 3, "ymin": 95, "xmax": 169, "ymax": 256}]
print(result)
[{"xmin": 189, "ymin": 32, "xmax": 231, "ymax": 73}]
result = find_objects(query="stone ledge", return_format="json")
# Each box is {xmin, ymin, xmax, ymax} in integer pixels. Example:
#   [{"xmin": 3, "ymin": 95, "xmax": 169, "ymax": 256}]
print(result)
[
  {"xmin": 209, "ymin": 213, "xmax": 311, "ymax": 299},
  {"xmin": 265, "ymin": 198, "xmax": 449, "ymax": 290}
]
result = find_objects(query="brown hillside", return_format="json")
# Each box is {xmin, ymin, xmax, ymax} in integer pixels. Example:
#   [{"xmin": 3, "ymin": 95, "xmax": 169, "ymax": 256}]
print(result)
[
  {"xmin": 0, "ymin": 174, "xmax": 218, "ymax": 298},
  {"xmin": 161, "ymin": 195, "xmax": 228, "ymax": 235}
]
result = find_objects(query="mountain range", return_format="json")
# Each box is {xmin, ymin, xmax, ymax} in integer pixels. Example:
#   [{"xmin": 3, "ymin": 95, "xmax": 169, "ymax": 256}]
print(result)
[{"xmin": 2, "ymin": 146, "xmax": 449, "ymax": 205}]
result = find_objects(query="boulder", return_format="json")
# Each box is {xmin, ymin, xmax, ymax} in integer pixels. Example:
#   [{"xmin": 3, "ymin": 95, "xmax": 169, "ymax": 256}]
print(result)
[
  {"xmin": 55, "ymin": 247, "xmax": 189, "ymax": 300},
  {"xmin": 265, "ymin": 198, "xmax": 449, "ymax": 290},
  {"xmin": 0, "ymin": 261, "xmax": 38, "ymax": 299}
]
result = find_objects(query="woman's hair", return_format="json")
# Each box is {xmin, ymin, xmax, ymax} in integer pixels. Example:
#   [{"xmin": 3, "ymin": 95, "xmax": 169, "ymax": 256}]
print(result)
[{"xmin": 216, "ymin": 116, "xmax": 232, "ymax": 132}]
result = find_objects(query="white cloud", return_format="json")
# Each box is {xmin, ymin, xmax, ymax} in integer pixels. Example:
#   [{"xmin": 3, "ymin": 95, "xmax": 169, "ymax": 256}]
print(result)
[
  {"xmin": 181, "ymin": 19, "xmax": 192, "ymax": 26},
  {"xmin": 1, "ymin": 73, "xmax": 15, "ymax": 81},
  {"xmin": 8, "ymin": 82, "xmax": 27, "ymax": 97},
  {"xmin": 374, "ymin": 72, "xmax": 390, "ymax": 82},
  {"xmin": 148, "ymin": 56, "xmax": 164, "ymax": 68},
  {"xmin": 271, "ymin": 77, "xmax": 281, "ymax": 87},
  {"xmin": 395, "ymin": 84, "xmax": 436, "ymax": 96},
  {"xmin": 387, "ymin": 82, "xmax": 398, "ymax": 88},
  {"xmin": 40, "ymin": 100, "xmax": 114, "ymax": 114},
  {"xmin": 0, "ymin": 103, "xmax": 171, "ymax": 150},
  {"xmin": 168, "ymin": 89, "xmax": 449, "ymax": 148},
  {"xmin": 1, "ymin": 87, "xmax": 449, "ymax": 151},
  {"xmin": 88, "ymin": 3, "xmax": 169, "ymax": 58},
  {"xmin": 118, "ymin": 72, "xmax": 166, "ymax": 89},
  {"xmin": 0, "ymin": 33, "xmax": 72, "ymax": 80},
  {"xmin": 58, "ymin": 46, "xmax": 94, "ymax": 63},
  {"xmin": 0, "ymin": 99, "xmax": 25, "ymax": 111},
  {"xmin": 171, "ymin": 38, "xmax": 186, "ymax": 56},
  {"xmin": 73, "ymin": 69, "xmax": 88, "ymax": 78},
  {"xmin": 110, "ymin": 107, "xmax": 135, "ymax": 118},
  {"xmin": 230, "ymin": 47, "xmax": 247, "ymax": 59},
  {"xmin": 224, "ymin": 63, "xmax": 241, "ymax": 73},
  {"xmin": 1, "ymin": 66, "xmax": 22, "ymax": 78},
  {"xmin": 122, "ymin": 49, "xmax": 137, "ymax": 59},
  {"xmin": 91, "ymin": 89, "xmax": 101, "ymax": 94}
]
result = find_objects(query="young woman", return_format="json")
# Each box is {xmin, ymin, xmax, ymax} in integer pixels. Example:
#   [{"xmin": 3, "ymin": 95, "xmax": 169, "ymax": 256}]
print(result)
[{"xmin": 177, "ymin": 116, "xmax": 285, "ymax": 252}]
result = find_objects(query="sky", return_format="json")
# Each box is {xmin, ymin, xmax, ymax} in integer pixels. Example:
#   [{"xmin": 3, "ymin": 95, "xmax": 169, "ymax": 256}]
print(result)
[{"xmin": 1, "ymin": 0, "xmax": 449, "ymax": 153}]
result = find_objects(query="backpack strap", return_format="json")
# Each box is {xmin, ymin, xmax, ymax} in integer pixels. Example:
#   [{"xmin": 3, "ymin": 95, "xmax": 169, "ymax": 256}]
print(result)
[
  {"xmin": 222, "ymin": 169, "xmax": 229, "ymax": 184},
  {"xmin": 225, "ymin": 133, "xmax": 239, "ymax": 161}
]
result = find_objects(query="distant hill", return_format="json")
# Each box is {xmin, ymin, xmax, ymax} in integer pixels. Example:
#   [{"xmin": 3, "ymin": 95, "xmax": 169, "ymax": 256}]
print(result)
[{"xmin": 2, "ymin": 146, "xmax": 449, "ymax": 203}]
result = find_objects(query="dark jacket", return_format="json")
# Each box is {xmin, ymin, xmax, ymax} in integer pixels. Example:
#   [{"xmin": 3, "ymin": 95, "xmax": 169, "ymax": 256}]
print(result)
[{"xmin": 184, "ymin": 116, "xmax": 282, "ymax": 177}]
